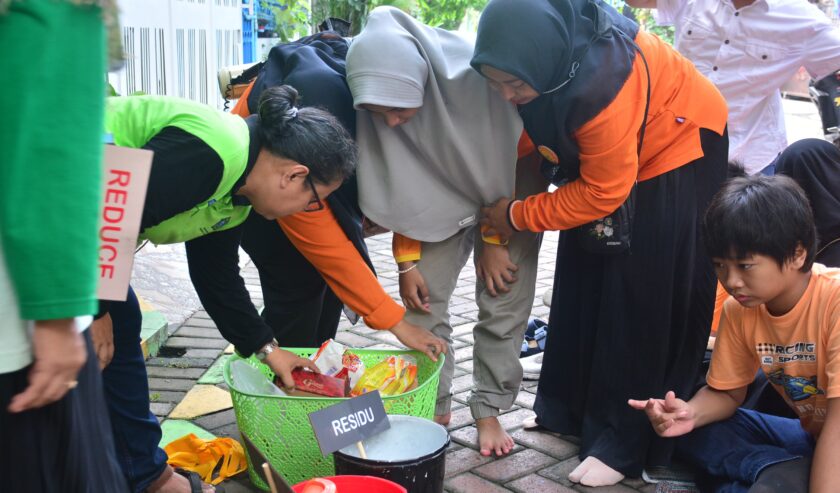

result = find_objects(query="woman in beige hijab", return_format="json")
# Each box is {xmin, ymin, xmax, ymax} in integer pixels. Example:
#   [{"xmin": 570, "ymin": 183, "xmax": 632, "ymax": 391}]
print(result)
[{"xmin": 347, "ymin": 6, "xmax": 546, "ymax": 457}]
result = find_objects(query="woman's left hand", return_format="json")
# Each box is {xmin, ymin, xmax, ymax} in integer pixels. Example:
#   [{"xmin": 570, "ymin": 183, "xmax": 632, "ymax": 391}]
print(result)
[
  {"xmin": 480, "ymin": 198, "xmax": 514, "ymax": 242},
  {"xmin": 476, "ymin": 243, "xmax": 518, "ymax": 297}
]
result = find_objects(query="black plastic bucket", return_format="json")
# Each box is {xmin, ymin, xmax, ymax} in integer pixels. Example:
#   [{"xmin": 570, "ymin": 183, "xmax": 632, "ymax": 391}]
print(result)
[{"xmin": 333, "ymin": 415, "xmax": 450, "ymax": 493}]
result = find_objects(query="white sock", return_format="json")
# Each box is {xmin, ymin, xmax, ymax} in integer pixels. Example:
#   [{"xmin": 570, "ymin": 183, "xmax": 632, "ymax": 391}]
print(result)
[{"xmin": 569, "ymin": 456, "xmax": 625, "ymax": 487}]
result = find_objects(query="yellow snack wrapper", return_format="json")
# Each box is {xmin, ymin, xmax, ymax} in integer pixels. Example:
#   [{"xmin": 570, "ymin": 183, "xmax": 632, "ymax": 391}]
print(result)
[{"xmin": 350, "ymin": 355, "xmax": 418, "ymax": 397}]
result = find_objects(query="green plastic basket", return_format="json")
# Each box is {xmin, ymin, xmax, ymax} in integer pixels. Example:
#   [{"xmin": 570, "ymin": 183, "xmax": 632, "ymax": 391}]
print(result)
[{"xmin": 223, "ymin": 348, "xmax": 444, "ymax": 490}]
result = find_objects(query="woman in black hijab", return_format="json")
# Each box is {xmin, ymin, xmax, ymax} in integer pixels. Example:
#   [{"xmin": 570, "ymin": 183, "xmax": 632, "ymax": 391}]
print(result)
[
  {"xmin": 775, "ymin": 138, "xmax": 840, "ymax": 267},
  {"xmin": 471, "ymin": 0, "xmax": 729, "ymax": 485},
  {"xmin": 228, "ymin": 32, "xmax": 444, "ymax": 355}
]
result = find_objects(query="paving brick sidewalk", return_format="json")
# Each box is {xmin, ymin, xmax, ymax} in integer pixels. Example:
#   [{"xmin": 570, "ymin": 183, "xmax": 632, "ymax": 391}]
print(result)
[
  {"xmin": 132, "ymin": 97, "xmax": 823, "ymax": 492},
  {"xmin": 144, "ymin": 230, "xmax": 672, "ymax": 493}
]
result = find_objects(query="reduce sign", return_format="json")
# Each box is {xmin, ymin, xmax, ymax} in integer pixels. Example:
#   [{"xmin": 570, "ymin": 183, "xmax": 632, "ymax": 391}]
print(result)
[
  {"xmin": 308, "ymin": 390, "xmax": 390, "ymax": 456},
  {"xmin": 97, "ymin": 145, "xmax": 152, "ymax": 301}
]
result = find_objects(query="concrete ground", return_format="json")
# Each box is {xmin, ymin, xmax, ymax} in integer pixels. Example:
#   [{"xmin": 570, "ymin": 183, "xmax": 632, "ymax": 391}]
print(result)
[{"xmin": 136, "ymin": 98, "xmax": 824, "ymax": 492}]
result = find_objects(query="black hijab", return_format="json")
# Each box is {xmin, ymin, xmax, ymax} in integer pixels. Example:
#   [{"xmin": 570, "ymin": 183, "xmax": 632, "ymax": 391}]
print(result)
[
  {"xmin": 246, "ymin": 32, "xmax": 372, "ymax": 271},
  {"xmin": 774, "ymin": 138, "xmax": 840, "ymax": 267},
  {"xmin": 471, "ymin": 0, "xmax": 639, "ymax": 181}
]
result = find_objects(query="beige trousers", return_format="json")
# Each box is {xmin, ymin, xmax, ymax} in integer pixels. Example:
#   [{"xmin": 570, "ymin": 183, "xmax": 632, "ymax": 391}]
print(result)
[{"xmin": 405, "ymin": 156, "xmax": 545, "ymax": 419}]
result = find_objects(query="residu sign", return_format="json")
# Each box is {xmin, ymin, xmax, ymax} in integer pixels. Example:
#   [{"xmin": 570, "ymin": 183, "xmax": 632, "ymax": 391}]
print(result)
[
  {"xmin": 96, "ymin": 145, "xmax": 152, "ymax": 301},
  {"xmin": 308, "ymin": 390, "xmax": 390, "ymax": 456}
]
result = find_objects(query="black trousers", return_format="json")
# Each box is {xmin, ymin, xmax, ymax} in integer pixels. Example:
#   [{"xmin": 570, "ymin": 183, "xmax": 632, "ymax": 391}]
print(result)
[
  {"xmin": 533, "ymin": 128, "xmax": 729, "ymax": 477},
  {"xmin": 241, "ymin": 212, "xmax": 342, "ymax": 347},
  {"xmin": 0, "ymin": 330, "xmax": 128, "ymax": 492}
]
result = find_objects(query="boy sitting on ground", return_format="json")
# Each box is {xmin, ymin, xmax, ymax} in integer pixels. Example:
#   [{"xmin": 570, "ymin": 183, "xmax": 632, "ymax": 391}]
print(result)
[{"xmin": 629, "ymin": 174, "xmax": 840, "ymax": 492}]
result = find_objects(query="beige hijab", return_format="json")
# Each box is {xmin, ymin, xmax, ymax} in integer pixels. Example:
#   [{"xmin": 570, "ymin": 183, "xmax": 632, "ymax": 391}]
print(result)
[{"xmin": 346, "ymin": 7, "xmax": 523, "ymax": 242}]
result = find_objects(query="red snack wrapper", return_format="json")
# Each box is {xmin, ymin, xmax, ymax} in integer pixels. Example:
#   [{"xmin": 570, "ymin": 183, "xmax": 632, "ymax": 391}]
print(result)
[{"xmin": 287, "ymin": 369, "xmax": 349, "ymax": 397}]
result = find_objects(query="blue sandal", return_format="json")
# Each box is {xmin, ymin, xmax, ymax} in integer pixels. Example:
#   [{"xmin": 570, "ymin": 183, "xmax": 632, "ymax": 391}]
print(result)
[{"xmin": 520, "ymin": 318, "xmax": 548, "ymax": 358}]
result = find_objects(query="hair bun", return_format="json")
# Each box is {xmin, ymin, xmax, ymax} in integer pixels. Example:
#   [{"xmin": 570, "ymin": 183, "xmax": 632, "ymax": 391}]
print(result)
[{"xmin": 258, "ymin": 85, "xmax": 301, "ymax": 135}]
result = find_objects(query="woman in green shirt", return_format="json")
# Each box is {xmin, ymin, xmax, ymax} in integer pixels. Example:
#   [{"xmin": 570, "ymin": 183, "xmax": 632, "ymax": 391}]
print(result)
[{"xmin": 0, "ymin": 0, "xmax": 128, "ymax": 491}]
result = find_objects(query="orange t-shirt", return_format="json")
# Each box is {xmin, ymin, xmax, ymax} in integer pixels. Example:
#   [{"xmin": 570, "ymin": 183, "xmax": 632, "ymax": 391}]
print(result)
[
  {"xmin": 231, "ymin": 82, "xmax": 405, "ymax": 330},
  {"xmin": 392, "ymin": 132, "xmax": 537, "ymax": 262},
  {"xmin": 708, "ymin": 264, "xmax": 840, "ymax": 437},
  {"xmin": 510, "ymin": 30, "xmax": 728, "ymax": 232}
]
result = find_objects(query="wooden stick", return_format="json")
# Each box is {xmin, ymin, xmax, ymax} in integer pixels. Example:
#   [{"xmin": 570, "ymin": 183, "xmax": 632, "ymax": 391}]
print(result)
[
  {"xmin": 356, "ymin": 441, "xmax": 368, "ymax": 460},
  {"xmin": 263, "ymin": 463, "xmax": 279, "ymax": 493}
]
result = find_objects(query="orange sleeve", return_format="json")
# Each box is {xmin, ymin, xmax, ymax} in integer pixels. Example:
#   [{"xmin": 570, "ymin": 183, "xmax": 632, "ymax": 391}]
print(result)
[
  {"xmin": 480, "ymin": 225, "xmax": 505, "ymax": 246},
  {"xmin": 277, "ymin": 203, "xmax": 405, "ymax": 330},
  {"xmin": 706, "ymin": 300, "xmax": 760, "ymax": 391},
  {"xmin": 518, "ymin": 130, "xmax": 536, "ymax": 158},
  {"xmin": 230, "ymin": 81, "xmax": 255, "ymax": 117},
  {"xmin": 510, "ymin": 64, "xmax": 645, "ymax": 233},
  {"xmin": 393, "ymin": 233, "xmax": 421, "ymax": 263},
  {"xmin": 825, "ymin": 308, "xmax": 840, "ymax": 399}
]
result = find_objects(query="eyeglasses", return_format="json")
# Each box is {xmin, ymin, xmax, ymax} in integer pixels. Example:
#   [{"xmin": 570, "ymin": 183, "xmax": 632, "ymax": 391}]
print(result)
[{"xmin": 304, "ymin": 175, "xmax": 325, "ymax": 212}]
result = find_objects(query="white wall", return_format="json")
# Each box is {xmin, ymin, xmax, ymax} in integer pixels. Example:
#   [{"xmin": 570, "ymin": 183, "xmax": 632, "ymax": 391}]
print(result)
[{"xmin": 109, "ymin": 0, "xmax": 242, "ymax": 109}]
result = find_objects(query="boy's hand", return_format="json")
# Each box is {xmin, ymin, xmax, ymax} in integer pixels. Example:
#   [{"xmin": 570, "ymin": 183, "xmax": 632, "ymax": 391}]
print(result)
[
  {"xmin": 476, "ymin": 243, "xmax": 518, "ymax": 296},
  {"xmin": 398, "ymin": 262, "xmax": 430, "ymax": 313},
  {"xmin": 265, "ymin": 348, "xmax": 320, "ymax": 389},
  {"xmin": 628, "ymin": 391, "xmax": 696, "ymax": 437},
  {"xmin": 389, "ymin": 319, "xmax": 446, "ymax": 362}
]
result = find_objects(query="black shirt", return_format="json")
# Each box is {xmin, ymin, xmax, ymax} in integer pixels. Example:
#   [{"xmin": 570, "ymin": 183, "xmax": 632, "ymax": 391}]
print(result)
[{"xmin": 101, "ymin": 119, "xmax": 274, "ymax": 356}]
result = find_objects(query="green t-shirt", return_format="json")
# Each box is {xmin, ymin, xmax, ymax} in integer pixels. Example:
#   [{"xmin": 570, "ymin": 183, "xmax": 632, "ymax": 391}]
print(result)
[{"xmin": 0, "ymin": 1, "xmax": 104, "ymax": 373}]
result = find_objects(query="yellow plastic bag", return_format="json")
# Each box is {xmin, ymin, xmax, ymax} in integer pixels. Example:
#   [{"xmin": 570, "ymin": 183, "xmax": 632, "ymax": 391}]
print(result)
[
  {"xmin": 350, "ymin": 355, "xmax": 417, "ymax": 397},
  {"xmin": 164, "ymin": 433, "xmax": 247, "ymax": 485}
]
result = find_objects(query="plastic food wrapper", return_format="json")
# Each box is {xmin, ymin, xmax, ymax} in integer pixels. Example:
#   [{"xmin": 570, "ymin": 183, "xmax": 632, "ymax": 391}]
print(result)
[
  {"xmin": 334, "ymin": 351, "xmax": 365, "ymax": 388},
  {"xmin": 279, "ymin": 369, "xmax": 350, "ymax": 397},
  {"xmin": 350, "ymin": 355, "xmax": 418, "ymax": 397},
  {"xmin": 310, "ymin": 339, "xmax": 365, "ymax": 388},
  {"xmin": 230, "ymin": 359, "xmax": 287, "ymax": 397},
  {"xmin": 310, "ymin": 339, "xmax": 347, "ymax": 376}
]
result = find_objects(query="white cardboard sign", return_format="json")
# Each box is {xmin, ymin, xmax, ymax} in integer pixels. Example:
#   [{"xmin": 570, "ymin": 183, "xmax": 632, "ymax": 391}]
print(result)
[{"xmin": 96, "ymin": 145, "xmax": 152, "ymax": 301}]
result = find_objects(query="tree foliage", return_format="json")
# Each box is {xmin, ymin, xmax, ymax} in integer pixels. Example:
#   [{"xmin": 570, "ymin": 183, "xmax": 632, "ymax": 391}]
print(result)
[
  {"xmin": 417, "ymin": 0, "xmax": 487, "ymax": 30},
  {"xmin": 267, "ymin": 0, "xmax": 672, "ymax": 44},
  {"xmin": 604, "ymin": 0, "xmax": 674, "ymax": 45},
  {"xmin": 310, "ymin": 0, "xmax": 419, "ymax": 35},
  {"xmin": 260, "ymin": 0, "xmax": 311, "ymax": 42}
]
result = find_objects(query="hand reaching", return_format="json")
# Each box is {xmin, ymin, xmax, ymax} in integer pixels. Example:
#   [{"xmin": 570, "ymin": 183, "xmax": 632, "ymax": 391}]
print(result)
[
  {"xmin": 390, "ymin": 319, "xmax": 446, "ymax": 362},
  {"xmin": 265, "ymin": 348, "xmax": 320, "ymax": 389},
  {"xmin": 479, "ymin": 198, "xmax": 515, "ymax": 243},
  {"xmin": 628, "ymin": 391, "xmax": 696, "ymax": 437}
]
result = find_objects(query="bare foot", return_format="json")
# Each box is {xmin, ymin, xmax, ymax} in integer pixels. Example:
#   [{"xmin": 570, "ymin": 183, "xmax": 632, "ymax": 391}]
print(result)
[
  {"xmin": 155, "ymin": 471, "xmax": 215, "ymax": 493},
  {"xmin": 475, "ymin": 416, "xmax": 515, "ymax": 457},
  {"xmin": 568, "ymin": 456, "xmax": 624, "ymax": 487},
  {"xmin": 434, "ymin": 412, "xmax": 451, "ymax": 427}
]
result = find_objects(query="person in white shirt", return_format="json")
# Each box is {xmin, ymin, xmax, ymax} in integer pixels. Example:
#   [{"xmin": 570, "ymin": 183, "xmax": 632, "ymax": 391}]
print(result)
[{"xmin": 628, "ymin": 0, "xmax": 840, "ymax": 175}]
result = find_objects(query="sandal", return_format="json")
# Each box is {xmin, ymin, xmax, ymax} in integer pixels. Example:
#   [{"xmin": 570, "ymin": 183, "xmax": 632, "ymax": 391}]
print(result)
[{"xmin": 519, "ymin": 318, "xmax": 548, "ymax": 358}]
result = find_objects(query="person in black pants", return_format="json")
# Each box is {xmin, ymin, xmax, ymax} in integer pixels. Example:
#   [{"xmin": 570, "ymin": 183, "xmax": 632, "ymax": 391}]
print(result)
[{"xmin": 231, "ymin": 32, "xmax": 438, "ymax": 349}]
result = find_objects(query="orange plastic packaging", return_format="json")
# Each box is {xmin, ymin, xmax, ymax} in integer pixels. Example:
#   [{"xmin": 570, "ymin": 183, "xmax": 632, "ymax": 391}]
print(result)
[{"xmin": 350, "ymin": 355, "xmax": 417, "ymax": 397}]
